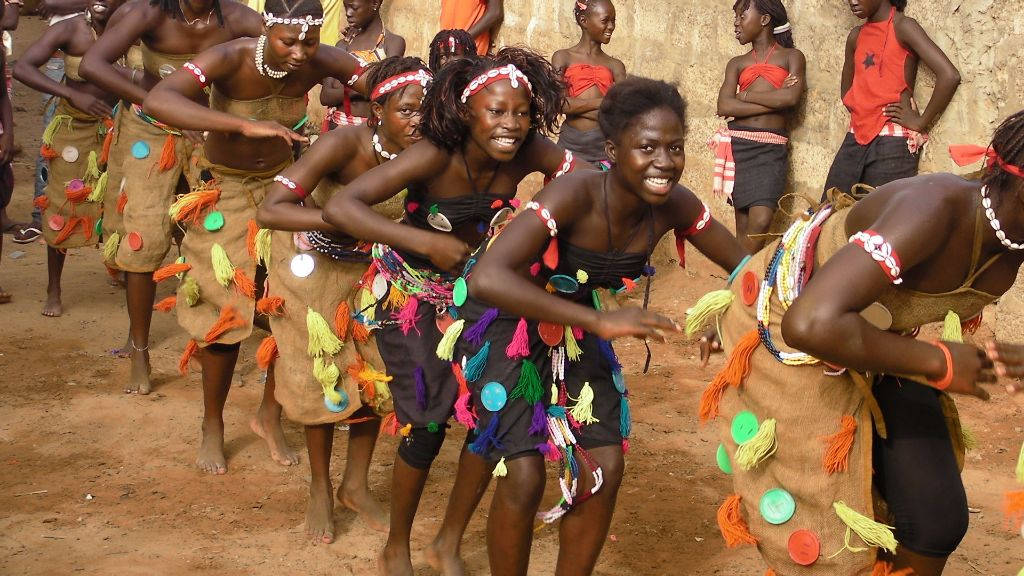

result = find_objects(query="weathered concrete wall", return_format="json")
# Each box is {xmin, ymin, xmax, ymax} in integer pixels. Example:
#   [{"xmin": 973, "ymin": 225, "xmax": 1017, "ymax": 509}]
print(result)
[{"xmin": 381, "ymin": 0, "xmax": 1024, "ymax": 336}]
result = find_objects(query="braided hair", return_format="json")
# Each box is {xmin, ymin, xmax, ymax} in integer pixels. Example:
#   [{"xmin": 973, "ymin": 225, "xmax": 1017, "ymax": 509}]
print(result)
[
  {"xmin": 574, "ymin": 0, "xmax": 612, "ymax": 23},
  {"xmin": 264, "ymin": 0, "xmax": 324, "ymax": 20},
  {"xmin": 420, "ymin": 47, "xmax": 566, "ymax": 151},
  {"xmin": 983, "ymin": 109, "xmax": 1024, "ymax": 197},
  {"xmin": 150, "ymin": 0, "xmax": 224, "ymax": 26},
  {"xmin": 732, "ymin": 0, "xmax": 795, "ymax": 48},
  {"xmin": 364, "ymin": 56, "xmax": 429, "ymax": 105},
  {"xmin": 428, "ymin": 29, "xmax": 477, "ymax": 72},
  {"xmin": 598, "ymin": 77, "xmax": 686, "ymax": 142}
]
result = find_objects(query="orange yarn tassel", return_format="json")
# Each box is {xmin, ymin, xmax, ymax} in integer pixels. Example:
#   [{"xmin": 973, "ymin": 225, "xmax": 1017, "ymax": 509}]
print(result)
[
  {"xmin": 620, "ymin": 277, "xmax": 637, "ymax": 292},
  {"xmin": 256, "ymin": 335, "xmax": 278, "ymax": 371},
  {"xmin": 53, "ymin": 216, "xmax": 82, "ymax": 244},
  {"xmin": 352, "ymin": 321, "xmax": 369, "ymax": 343},
  {"xmin": 81, "ymin": 217, "xmax": 93, "ymax": 243},
  {"xmin": 204, "ymin": 306, "xmax": 245, "ymax": 343},
  {"xmin": 233, "ymin": 269, "xmax": 256, "ymax": 299},
  {"xmin": 699, "ymin": 329, "xmax": 759, "ymax": 423},
  {"xmin": 334, "ymin": 301, "xmax": 351, "ymax": 338},
  {"xmin": 346, "ymin": 355, "xmax": 366, "ymax": 380},
  {"xmin": 40, "ymin": 144, "xmax": 59, "ymax": 159},
  {"xmin": 717, "ymin": 494, "xmax": 757, "ymax": 547},
  {"xmin": 170, "ymin": 188, "xmax": 220, "ymax": 225},
  {"xmin": 153, "ymin": 295, "xmax": 177, "ymax": 312},
  {"xmin": 380, "ymin": 412, "xmax": 398, "ymax": 435},
  {"xmin": 256, "ymin": 296, "xmax": 285, "ymax": 316},
  {"xmin": 153, "ymin": 262, "xmax": 191, "ymax": 283},
  {"xmin": 823, "ymin": 414, "xmax": 858, "ymax": 474},
  {"xmin": 117, "ymin": 191, "xmax": 128, "ymax": 214},
  {"xmin": 99, "ymin": 124, "xmax": 114, "ymax": 165},
  {"xmin": 33, "ymin": 195, "xmax": 50, "ymax": 211},
  {"xmin": 65, "ymin": 185, "xmax": 91, "ymax": 204},
  {"xmin": 765, "ymin": 570, "xmax": 777, "ymax": 576},
  {"xmin": 178, "ymin": 339, "xmax": 199, "ymax": 375},
  {"xmin": 1005, "ymin": 490, "xmax": 1024, "ymax": 529},
  {"xmin": 157, "ymin": 133, "xmax": 177, "ymax": 172},
  {"xmin": 542, "ymin": 237, "xmax": 559, "ymax": 269},
  {"xmin": 246, "ymin": 219, "xmax": 259, "ymax": 261},
  {"xmin": 871, "ymin": 561, "xmax": 913, "ymax": 576}
]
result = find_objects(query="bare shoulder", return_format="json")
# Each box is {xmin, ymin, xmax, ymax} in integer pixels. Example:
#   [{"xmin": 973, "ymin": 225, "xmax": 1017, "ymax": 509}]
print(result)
[
  {"xmin": 605, "ymin": 55, "xmax": 626, "ymax": 76},
  {"xmin": 222, "ymin": 2, "xmax": 262, "ymax": 36},
  {"xmin": 384, "ymin": 30, "xmax": 406, "ymax": 54},
  {"xmin": 551, "ymin": 48, "xmax": 570, "ymax": 68}
]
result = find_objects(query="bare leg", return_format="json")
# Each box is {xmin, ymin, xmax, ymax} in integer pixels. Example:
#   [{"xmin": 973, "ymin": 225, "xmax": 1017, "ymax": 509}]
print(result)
[
  {"xmin": 485, "ymin": 455, "xmax": 545, "ymax": 576},
  {"xmin": 42, "ymin": 247, "xmax": 64, "ymax": 316},
  {"xmin": 733, "ymin": 208, "xmax": 749, "ymax": 252},
  {"xmin": 123, "ymin": 271, "xmax": 155, "ymax": 394},
  {"xmin": 338, "ymin": 417, "xmax": 388, "ymax": 531},
  {"xmin": 306, "ymin": 422, "xmax": 336, "ymax": 544},
  {"xmin": 378, "ymin": 455, "xmax": 429, "ymax": 576},
  {"xmin": 554, "ymin": 445, "xmax": 625, "ymax": 576},
  {"xmin": 892, "ymin": 549, "xmax": 948, "ymax": 575},
  {"xmin": 249, "ymin": 367, "xmax": 299, "ymax": 466},
  {"xmin": 742, "ymin": 205, "xmax": 776, "ymax": 253},
  {"xmin": 195, "ymin": 343, "xmax": 237, "ymax": 475},
  {"xmin": 428, "ymin": 444, "xmax": 494, "ymax": 576}
]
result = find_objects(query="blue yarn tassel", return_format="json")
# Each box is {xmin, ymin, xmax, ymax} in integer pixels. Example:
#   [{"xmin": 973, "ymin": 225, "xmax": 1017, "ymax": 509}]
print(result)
[
  {"xmin": 469, "ymin": 413, "xmax": 503, "ymax": 456},
  {"xmin": 598, "ymin": 338, "xmax": 622, "ymax": 373},
  {"xmin": 414, "ymin": 365, "xmax": 428, "ymax": 411},
  {"xmin": 547, "ymin": 405, "xmax": 567, "ymax": 419},
  {"xmin": 464, "ymin": 341, "xmax": 491, "ymax": 382},
  {"xmin": 620, "ymin": 395, "xmax": 631, "ymax": 438},
  {"xmin": 529, "ymin": 401, "xmax": 547, "ymax": 436},
  {"xmin": 463, "ymin": 307, "xmax": 499, "ymax": 347}
]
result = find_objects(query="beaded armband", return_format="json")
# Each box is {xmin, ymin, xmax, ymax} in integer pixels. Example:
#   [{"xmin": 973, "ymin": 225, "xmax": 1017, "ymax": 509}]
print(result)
[
  {"xmin": 274, "ymin": 175, "xmax": 307, "ymax": 199},
  {"xmin": 525, "ymin": 201, "xmax": 558, "ymax": 237},
  {"xmin": 182, "ymin": 62, "xmax": 209, "ymax": 88},
  {"xmin": 849, "ymin": 229, "xmax": 903, "ymax": 285},
  {"xmin": 682, "ymin": 202, "xmax": 711, "ymax": 236}
]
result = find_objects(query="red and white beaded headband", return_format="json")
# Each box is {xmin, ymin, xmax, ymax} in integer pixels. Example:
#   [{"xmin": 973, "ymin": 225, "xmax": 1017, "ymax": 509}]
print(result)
[
  {"xmin": 370, "ymin": 69, "xmax": 432, "ymax": 101},
  {"xmin": 262, "ymin": 13, "xmax": 324, "ymax": 40},
  {"xmin": 460, "ymin": 64, "xmax": 533, "ymax": 104}
]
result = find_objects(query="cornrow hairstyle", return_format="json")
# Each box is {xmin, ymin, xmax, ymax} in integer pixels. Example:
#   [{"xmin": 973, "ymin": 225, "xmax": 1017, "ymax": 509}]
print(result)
[
  {"xmin": 598, "ymin": 76, "xmax": 687, "ymax": 142},
  {"xmin": 150, "ymin": 0, "xmax": 225, "ymax": 26},
  {"xmin": 365, "ymin": 55, "xmax": 429, "ymax": 105},
  {"xmin": 420, "ymin": 46, "xmax": 566, "ymax": 151},
  {"xmin": 263, "ymin": 0, "xmax": 324, "ymax": 21},
  {"xmin": 428, "ymin": 29, "xmax": 477, "ymax": 72},
  {"xmin": 982, "ymin": 109, "xmax": 1024, "ymax": 197},
  {"xmin": 732, "ymin": 0, "xmax": 795, "ymax": 48}
]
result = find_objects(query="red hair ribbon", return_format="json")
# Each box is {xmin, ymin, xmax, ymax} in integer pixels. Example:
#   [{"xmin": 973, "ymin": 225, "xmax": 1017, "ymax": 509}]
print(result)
[
  {"xmin": 370, "ymin": 69, "xmax": 432, "ymax": 101},
  {"xmin": 949, "ymin": 144, "xmax": 1024, "ymax": 179},
  {"xmin": 576, "ymin": 0, "xmax": 588, "ymax": 10}
]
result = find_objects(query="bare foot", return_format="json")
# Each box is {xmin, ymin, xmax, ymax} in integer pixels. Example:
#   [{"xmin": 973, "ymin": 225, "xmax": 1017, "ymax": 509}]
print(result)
[
  {"xmin": 41, "ymin": 290, "xmax": 62, "ymax": 317},
  {"xmin": 196, "ymin": 419, "xmax": 227, "ymax": 475},
  {"xmin": 426, "ymin": 537, "xmax": 466, "ymax": 576},
  {"xmin": 124, "ymin": 347, "xmax": 152, "ymax": 394},
  {"xmin": 338, "ymin": 483, "xmax": 388, "ymax": 532},
  {"xmin": 378, "ymin": 545, "xmax": 414, "ymax": 576},
  {"xmin": 249, "ymin": 412, "xmax": 299, "ymax": 467},
  {"xmin": 307, "ymin": 480, "xmax": 336, "ymax": 544}
]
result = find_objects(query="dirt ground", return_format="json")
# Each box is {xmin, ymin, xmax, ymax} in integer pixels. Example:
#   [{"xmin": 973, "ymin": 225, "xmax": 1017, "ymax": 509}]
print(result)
[{"xmin": 1, "ymin": 14, "xmax": 1023, "ymax": 576}]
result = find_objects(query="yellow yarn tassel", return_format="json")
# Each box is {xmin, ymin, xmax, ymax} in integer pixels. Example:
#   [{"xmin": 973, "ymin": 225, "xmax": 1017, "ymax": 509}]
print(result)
[
  {"xmin": 307, "ymin": 307, "xmax": 344, "ymax": 357},
  {"xmin": 399, "ymin": 423, "xmax": 412, "ymax": 437},
  {"xmin": 41, "ymin": 114, "xmax": 73, "ymax": 146},
  {"xmin": 1016, "ymin": 438, "xmax": 1024, "ymax": 484},
  {"xmin": 359, "ymin": 288, "xmax": 377, "ymax": 321},
  {"xmin": 565, "ymin": 326, "xmax": 582, "ymax": 361},
  {"xmin": 102, "ymin": 232, "xmax": 120, "ymax": 262},
  {"xmin": 87, "ymin": 171, "xmax": 108, "ymax": 202},
  {"xmin": 961, "ymin": 425, "xmax": 977, "ymax": 452},
  {"xmin": 942, "ymin": 310, "xmax": 963, "ymax": 343},
  {"xmin": 385, "ymin": 284, "xmax": 408, "ymax": 310},
  {"xmin": 210, "ymin": 243, "xmax": 235, "ymax": 287},
  {"xmin": 550, "ymin": 383, "xmax": 558, "ymax": 405},
  {"xmin": 735, "ymin": 418, "xmax": 777, "ymax": 470},
  {"xmin": 576, "ymin": 269, "xmax": 589, "ymax": 284},
  {"xmin": 359, "ymin": 363, "xmax": 393, "ymax": 403},
  {"xmin": 492, "ymin": 456, "xmax": 508, "ymax": 477},
  {"xmin": 180, "ymin": 276, "xmax": 200, "ymax": 307},
  {"xmin": 686, "ymin": 289, "xmax": 734, "ymax": 337},
  {"xmin": 84, "ymin": 150, "xmax": 101, "ymax": 180},
  {"xmin": 436, "ymin": 319, "xmax": 465, "ymax": 361},
  {"xmin": 569, "ymin": 381, "xmax": 599, "ymax": 425},
  {"xmin": 832, "ymin": 501, "xmax": 898, "ymax": 554},
  {"xmin": 254, "ymin": 227, "xmax": 272, "ymax": 265},
  {"xmin": 314, "ymin": 356, "xmax": 343, "ymax": 405}
]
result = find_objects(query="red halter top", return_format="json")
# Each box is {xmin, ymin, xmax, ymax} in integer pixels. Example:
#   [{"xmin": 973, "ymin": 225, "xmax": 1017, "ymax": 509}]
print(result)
[
  {"xmin": 842, "ymin": 7, "xmax": 911, "ymax": 145},
  {"xmin": 738, "ymin": 43, "xmax": 788, "ymax": 92},
  {"xmin": 563, "ymin": 63, "xmax": 614, "ymax": 98}
]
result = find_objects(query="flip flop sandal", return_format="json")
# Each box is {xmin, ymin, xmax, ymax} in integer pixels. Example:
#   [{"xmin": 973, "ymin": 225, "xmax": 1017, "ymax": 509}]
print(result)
[{"xmin": 12, "ymin": 225, "xmax": 41, "ymax": 244}]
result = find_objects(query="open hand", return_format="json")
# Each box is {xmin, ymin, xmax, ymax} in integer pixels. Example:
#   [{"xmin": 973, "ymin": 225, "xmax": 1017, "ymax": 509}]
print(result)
[
  {"xmin": 984, "ymin": 341, "xmax": 1024, "ymax": 393},
  {"xmin": 69, "ymin": 92, "xmax": 114, "ymax": 118},
  {"xmin": 782, "ymin": 74, "xmax": 800, "ymax": 88},
  {"xmin": 592, "ymin": 308, "xmax": 680, "ymax": 342},
  {"xmin": 240, "ymin": 120, "xmax": 308, "ymax": 145},
  {"xmin": 883, "ymin": 98, "xmax": 925, "ymax": 132},
  {"xmin": 937, "ymin": 341, "xmax": 993, "ymax": 400},
  {"xmin": 699, "ymin": 327, "xmax": 722, "ymax": 367}
]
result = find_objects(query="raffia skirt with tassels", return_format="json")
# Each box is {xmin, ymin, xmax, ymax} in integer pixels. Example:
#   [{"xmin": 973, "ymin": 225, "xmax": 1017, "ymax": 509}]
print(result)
[
  {"xmin": 38, "ymin": 99, "xmax": 110, "ymax": 250},
  {"xmin": 100, "ymin": 104, "xmax": 131, "ymax": 267}
]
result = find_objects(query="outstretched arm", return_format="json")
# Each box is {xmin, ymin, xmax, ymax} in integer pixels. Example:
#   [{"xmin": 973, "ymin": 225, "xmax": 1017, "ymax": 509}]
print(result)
[
  {"xmin": 79, "ymin": 1, "xmax": 152, "ymax": 104},
  {"xmin": 886, "ymin": 17, "xmax": 961, "ymax": 132}
]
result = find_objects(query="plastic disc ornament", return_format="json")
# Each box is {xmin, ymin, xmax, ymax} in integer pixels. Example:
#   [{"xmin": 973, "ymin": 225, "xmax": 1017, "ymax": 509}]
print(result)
[
  {"xmin": 324, "ymin": 389, "xmax": 350, "ymax": 413},
  {"xmin": 731, "ymin": 410, "xmax": 759, "ymax": 444},
  {"xmin": 489, "ymin": 206, "xmax": 513, "ymax": 228},
  {"xmin": 716, "ymin": 443, "xmax": 733, "ymax": 475},
  {"xmin": 67, "ymin": 179, "xmax": 85, "ymax": 194},
  {"xmin": 759, "ymin": 488, "xmax": 796, "ymax": 525},
  {"xmin": 371, "ymin": 273, "xmax": 389, "ymax": 300},
  {"xmin": 538, "ymin": 321, "xmax": 564, "ymax": 347},
  {"xmin": 427, "ymin": 205, "xmax": 453, "ymax": 232},
  {"xmin": 453, "ymin": 277, "xmax": 468, "ymax": 306},
  {"xmin": 741, "ymin": 271, "xmax": 759, "ymax": 306},
  {"xmin": 48, "ymin": 214, "xmax": 65, "ymax": 231},
  {"xmin": 548, "ymin": 274, "xmax": 580, "ymax": 294},
  {"xmin": 480, "ymin": 381, "xmax": 508, "ymax": 412},
  {"xmin": 126, "ymin": 231, "xmax": 144, "ymax": 251},
  {"xmin": 130, "ymin": 141, "xmax": 150, "ymax": 159},
  {"xmin": 203, "ymin": 211, "xmax": 224, "ymax": 232},
  {"xmin": 61, "ymin": 146, "xmax": 80, "ymax": 163},
  {"xmin": 290, "ymin": 253, "xmax": 315, "ymax": 278},
  {"xmin": 612, "ymin": 370, "xmax": 626, "ymax": 393},
  {"xmin": 788, "ymin": 529, "xmax": 820, "ymax": 566}
]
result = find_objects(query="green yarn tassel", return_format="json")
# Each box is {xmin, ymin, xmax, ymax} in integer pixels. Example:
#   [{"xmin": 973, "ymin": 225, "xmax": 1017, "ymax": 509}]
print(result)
[
  {"xmin": 435, "ymin": 319, "xmax": 465, "ymax": 361},
  {"xmin": 510, "ymin": 359, "xmax": 543, "ymax": 405},
  {"xmin": 313, "ymin": 356, "xmax": 342, "ymax": 404},
  {"xmin": 565, "ymin": 326, "xmax": 582, "ymax": 361},
  {"xmin": 254, "ymin": 227, "xmax": 272, "ymax": 266},
  {"xmin": 492, "ymin": 456, "xmax": 508, "ymax": 477},
  {"xmin": 84, "ymin": 150, "xmax": 101, "ymax": 180},
  {"xmin": 735, "ymin": 418, "xmax": 777, "ymax": 470},
  {"xmin": 569, "ymin": 381, "xmax": 599, "ymax": 425},
  {"xmin": 464, "ymin": 341, "xmax": 490, "ymax": 382},
  {"xmin": 307, "ymin": 307, "xmax": 343, "ymax": 357},
  {"xmin": 961, "ymin": 425, "xmax": 978, "ymax": 452},
  {"xmin": 87, "ymin": 171, "xmax": 108, "ymax": 202},
  {"xmin": 180, "ymin": 276, "xmax": 200, "ymax": 307},
  {"xmin": 42, "ymin": 114, "xmax": 72, "ymax": 146},
  {"xmin": 102, "ymin": 232, "xmax": 120, "ymax": 262},
  {"xmin": 942, "ymin": 310, "xmax": 963, "ymax": 343},
  {"xmin": 686, "ymin": 289, "xmax": 734, "ymax": 337},
  {"xmin": 832, "ymin": 501, "xmax": 898, "ymax": 554},
  {"xmin": 210, "ymin": 243, "xmax": 234, "ymax": 287}
]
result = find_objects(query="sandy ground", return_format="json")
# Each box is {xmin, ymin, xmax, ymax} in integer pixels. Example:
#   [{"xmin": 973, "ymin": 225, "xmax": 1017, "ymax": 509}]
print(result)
[{"xmin": 2, "ymin": 14, "xmax": 1023, "ymax": 576}]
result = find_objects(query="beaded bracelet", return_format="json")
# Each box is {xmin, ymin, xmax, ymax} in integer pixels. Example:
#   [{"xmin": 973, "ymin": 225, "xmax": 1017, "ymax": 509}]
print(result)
[
  {"xmin": 525, "ymin": 201, "xmax": 558, "ymax": 237},
  {"xmin": 928, "ymin": 340, "xmax": 954, "ymax": 390},
  {"xmin": 274, "ymin": 175, "xmax": 307, "ymax": 199},
  {"xmin": 849, "ymin": 229, "xmax": 903, "ymax": 285},
  {"xmin": 182, "ymin": 62, "xmax": 209, "ymax": 88}
]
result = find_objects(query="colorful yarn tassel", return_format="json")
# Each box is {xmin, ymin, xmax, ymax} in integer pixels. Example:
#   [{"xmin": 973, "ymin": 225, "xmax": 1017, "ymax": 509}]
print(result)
[
  {"xmin": 463, "ymin": 307, "xmax": 499, "ymax": 347},
  {"xmin": 210, "ymin": 244, "xmax": 235, "ymax": 287},
  {"xmin": 254, "ymin": 228, "xmax": 272, "ymax": 266},
  {"xmin": 505, "ymin": 317, "xmax": 530, "ymax": 359},
  {"xmin": 598, "ymin": 339, "xmax": 621, "ymax": 372},
  {"xmin": 452, "ymin": 363, "xmax": 478, "ymax": 430},
  {"xmin": 84, "ymin": 150, "xmax": 101, "ymax": 180},
  {"xmin": 414, "ymin": 365, "xmax": 428, "ymax": 411},
  {"xmin": 117, "ymin": 191, "xmax": 128, "ymax": 214},
  {"xmin": 871, "ymin": 561, "xmax": 914, "ymax": 576},
  {"xmin": 333, "ymin": 301, "xmax": 350, "ymax": 336},
  {"xmin": 384, "ymin": 283, "xmax": 408, "ymax": 310},
  {"xmin": 510, "ymin": 359, "xmax": 544, "ymax": 405},
  {"xmin": 468, "ymin": 413, "xmax": 503, "ymax": 455},
  {"xmin": 87, "ymin": 171, "xmax": 107, "ymax": 203},
  {"xmin": 717, "ymin": 494, "xmax": 757, "ymax": 547},
  {"xmin": 565, "ymin": 326, "xmax": 582, "ymax": 361},
  {"xmin": 307, "ymin": 307, "xmax": 343, "ymax": 356},
  {"xmin": 699, "ymin": 329, "xmax": 759, "ymax": 423},
  {"xmin": 961, "ymin": 425, "xmax": 978, "ymax": 452},
  {"xmin": 823, "ymin": 415, "xmax": 858, "ymax": 474},
  {"xmin": 464, "ymin": 341, "xmax": 491, "ymax": 382},
  {"xmin": 256, "ymin": 335, "xmax": 278, "ymax": 371},
  {"xmin": 736, "ymin": 418, "xmax": 777, "ymax": 470},
  {"xmin": 178, "ymin": 339, "xmax": 199, "ymax": 375},
  {"xmin": 1016, "ymin": 438, "xmax": 1024, "ymax": 483},
  {"xmin": 394, "ymin": 296, "xmax": 422, "ymax": 336},
  {"xmin": 153, "ymin": 295, "xmax": 177, "ymax": 312},
  {"xmin": 942, "ymin": 310, "xmax": 963, "ymax": 342},
  {"xmin": 380, "ymin": 412, "xmax": 398, "ymax": 435},
  {"xmin": 542, "ymin": 237, "xmax": 559, "ymax": 269},
  {"xmin": 168, "ymin": 188, "xmax": 220, "ymax": 225},
  {"xmin": 1005, "ymin": 491, "xmax": 1024, "ymax": 529},
  {"xmin": 41, "ymin": 114, "xmax": 72, "ymax": 149},
  {"xmin": 99, "ymin": 122, "xmax": 114, "ymax": 165},
  {"xmin": 233, "ymin": 269, "xmax": 256, "ymax": 299},
  {"xmin": 102, "ymin": 232, "xmax": 120, "ymax": 263},
  {"xmin": 180, "ymin": 276, "xmax": 200, "ymax": 306},
  {"xmin": 314, "ymin": 356, "xmax": 343, "ymax": 405},
  {"xmin": 257, "ymin": 295, "xmax": 285, "ymax": 317},
  {"xmin": 686, "ymin": 289, "xmax": 734, "ymax": 337},
  {"xmin": 833, "ymin": 501, "xmax": 897, "ymax": 554},
  {"xmin": 435, "ymin": 318, "xmax": 465, "ymax": 361},
  {"xmin": 569, "ymin": 381, "xmax": 599, "ymax": 425},
  {"xmin": 529, "ymin": 401, "xmax": 547, "ymax": 435},
  {"xmin": 204, "ymin": 306, "xmax": 245, "ymax": 343},
  {"xmin": 529, "ymin": 262, "xmax": 541, "ymax": 276},
  {"xmin": 33, "ymin": 194, "xmax": 50, "ymax": 211},
  {"xmin": 620, "ymin": 395, "xmax": 631, "ymax": 438},
  {"xmin": 157, "ymin": 133, "xmax": 177, "ymax": 172},
  {"xmin": 352, "ymin": 321, "xmax": 370, "ymax": 343},
  {"xmin": 245, "ymin": 220, "xmax": 260, "ymax": 261},
  {"xmin": 492, "ymin": 457, "xmax": 508, "ymax": 478}
]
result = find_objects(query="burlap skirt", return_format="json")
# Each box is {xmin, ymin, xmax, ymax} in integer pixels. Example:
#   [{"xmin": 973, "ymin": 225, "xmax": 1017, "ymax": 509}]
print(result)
[{"xmin": 101, "ymin": 104, "xmax": 130, "ymax": 265}]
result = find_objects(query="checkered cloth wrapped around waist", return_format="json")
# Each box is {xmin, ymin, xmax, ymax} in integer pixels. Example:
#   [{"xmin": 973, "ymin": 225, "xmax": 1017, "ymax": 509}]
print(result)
[{"xmin": 708, "ymin": 127, "xmax": 789, "ymax": 201}]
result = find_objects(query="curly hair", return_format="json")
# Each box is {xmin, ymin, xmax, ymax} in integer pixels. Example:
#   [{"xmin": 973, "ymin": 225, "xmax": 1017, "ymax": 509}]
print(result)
[
  {"xmin": 428, "ymin": 29, "xmax": 478, "ymax": 72},
  {"xmin": 419, "ymin": 47, "xmax": 566, "ymax": 151},
  {"xmin": 364, "ymin": 55, "xmax": 430, "ymax": 105},
  {"xmin": 598, "ymin": 76, "xmax": 686, "ymax": 142},
  {"xmin": 983, "ymin": 109, "xmax": 1024, "ymax": 198},
  {"xmin": 150, "ymin": 0, "xmax": 224, "ymax": 26},
  {"xmin": 732, "ymin": 0, "xmax": 795, "ymax": 48}
]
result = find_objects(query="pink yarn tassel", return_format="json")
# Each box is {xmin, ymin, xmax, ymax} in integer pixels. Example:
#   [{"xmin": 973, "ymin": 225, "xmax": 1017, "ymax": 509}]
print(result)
[
  {"xmin": 572, "ymin": 326, "xmax": 583, "ymax": 341},
  {"xmin": 621, "ymin": 439, "xmax": 630, "ymax": 454},
  {"xmin": 505, "ymin": 317, "xmax": 530, "ymax": 359},
  {"xmin": 529, "ymin": 262, "xmax": 541, "ymax": 277},
  {"xmin": 394, "ymin": 296, "xmax": 422, "ymax": 336},
  {"xmin": 544, "ymin": 439, "xmax": 562, "ymax": 462},
  {"xmin": 454, "ymin": 392, "xmax": 478, "ymax": 430}
]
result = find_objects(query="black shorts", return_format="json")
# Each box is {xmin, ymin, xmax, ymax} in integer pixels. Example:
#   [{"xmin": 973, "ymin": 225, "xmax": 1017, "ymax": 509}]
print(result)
[{"xmin": 823, "ymin": 132, "xmax": 920, "ymax": 199}]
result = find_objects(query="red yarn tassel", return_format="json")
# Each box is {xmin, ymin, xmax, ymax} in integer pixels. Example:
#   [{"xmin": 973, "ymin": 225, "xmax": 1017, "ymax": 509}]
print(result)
[
  {"xmin": 233, "ymin": 269, "xmax": 256, "ymax": 299},
  {"xmin": 699, "ymin": 329, "xmax": 759, "ymax": 423},
  {"xmin": 204, "ymin": 306, "xmax": 245, "ymax": 343},
  {"xmin": 256, "ymin": 295, "xmax": 285, "ymax": 317},
  {"xmin": 153, "ymin": 295, "xmax": 177, "ymax": 312},
  {"xmin": 334, "ymin": 301, "xmax": 351, "ymax": 338},
  {"xmin": 245, "ymin": 219, "xmax": 260, "ymax": 261},
  {"xmin": 157, "ymin": 133, "xmax": 177, "ymax": 172},
  {"xmin": 178, "ymin": 339, "xmax": 199, "ymax": 375},
  {"xmin": 717, "ymin": 494, "xmax": 757, "ymax": 548},
  {"xmin": 542, "ymin": 237, "xmax": 559, "ymax": 269},
  {"xmin": 256, "ymin": 335, "xmax": 278, "ymax": 371},
  {"xmin": 823, "ymin": 415, "xmax": 858, "ymax": 474},
  {"xmin": 153, "ymin": 262, "xmax": 191, "ymax": 283}
]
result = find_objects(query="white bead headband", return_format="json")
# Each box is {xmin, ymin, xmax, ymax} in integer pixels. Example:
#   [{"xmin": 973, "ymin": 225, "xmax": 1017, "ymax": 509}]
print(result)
[
  {"xmin": 460, "ymin": 64, "xmax": 533, "ymax": 104},
  {"xmin": 263, "ymin": 12, "xmax": 324, "ymax": 40}
]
